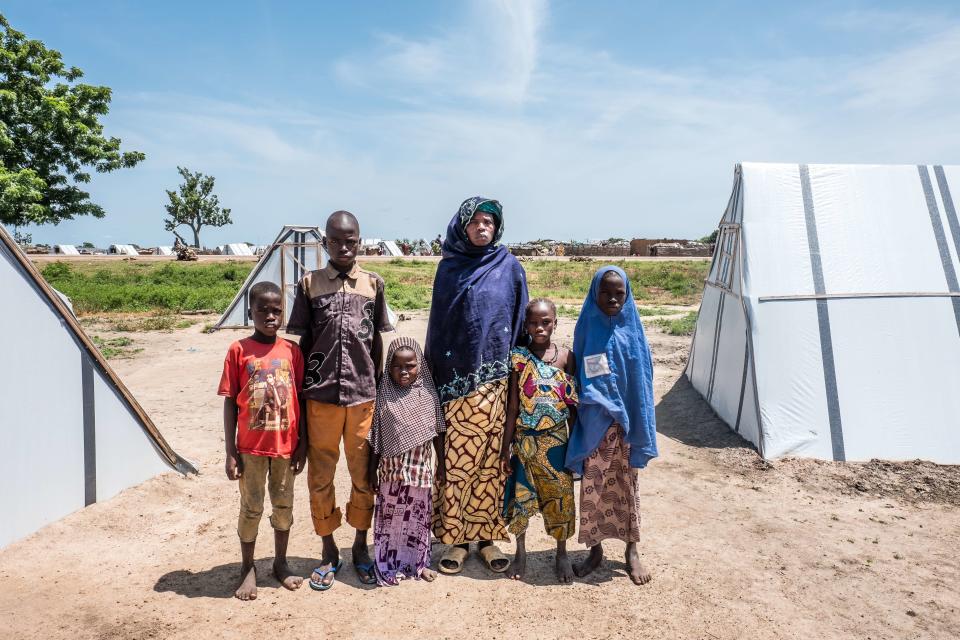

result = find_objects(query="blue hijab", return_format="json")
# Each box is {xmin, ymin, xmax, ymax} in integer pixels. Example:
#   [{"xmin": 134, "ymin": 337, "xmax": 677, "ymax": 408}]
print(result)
[
  {"xmin": 426, "ymin": 196, "xmax": 529, "ymax": 404},
  {"xmin": 565, "ymin": 266, "xmax": 658, "ymax": 474}
]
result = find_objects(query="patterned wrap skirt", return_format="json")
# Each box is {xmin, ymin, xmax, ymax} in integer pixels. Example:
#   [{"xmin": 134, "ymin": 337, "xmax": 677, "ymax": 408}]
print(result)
[
  {"xmin": 373, "ymin": 443, "xmax": 434, "ymax": 585},
  {"xmin": 578, "ymin": 423, "xmax": 641, "ymax": 547},
  {"xmin": 432, "ymin": 379, "xmax": 509, "ymax": 544}
]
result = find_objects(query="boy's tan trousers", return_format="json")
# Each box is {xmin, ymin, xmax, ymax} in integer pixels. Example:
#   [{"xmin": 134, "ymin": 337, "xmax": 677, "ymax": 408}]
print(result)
[{"xmin": 305, "ymin": 400, "xmax": 375, "ymax": 536}]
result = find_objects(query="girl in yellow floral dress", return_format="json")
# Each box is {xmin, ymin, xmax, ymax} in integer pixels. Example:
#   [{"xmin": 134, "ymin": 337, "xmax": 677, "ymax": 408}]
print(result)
[{"xmin": 500, "ymin": 298, "xmax": 578, "ymax": 583}]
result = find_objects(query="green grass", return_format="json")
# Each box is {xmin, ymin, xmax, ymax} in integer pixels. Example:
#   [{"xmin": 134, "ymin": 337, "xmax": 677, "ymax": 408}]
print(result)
[
  {"xmin": 35, "ymin": 257, "xmax": 707, "ymax": 317},
  {"xmin": 91, "ymin": 335, "xmax": 143, "ymax": 359},
  {"xmin": 39, "ymin": 260, "xmax": 252, "ymax": 313},
  {"xmin": 654, "ymin": 311, "xmax": 699, "ymax": 336}
]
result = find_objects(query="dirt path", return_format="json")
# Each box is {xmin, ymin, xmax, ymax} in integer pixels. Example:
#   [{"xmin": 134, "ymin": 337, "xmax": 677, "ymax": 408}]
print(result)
[{"xmin": 0, "ymin": 312, "xmax": 957, "ymax": 639}]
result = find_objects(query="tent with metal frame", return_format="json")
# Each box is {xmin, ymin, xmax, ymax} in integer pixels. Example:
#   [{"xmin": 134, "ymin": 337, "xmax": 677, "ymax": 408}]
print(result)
[
  {"xmin": 0, "ymin": 224, "xmax": 197, "ymax": 548},
  {"xmin": 686, "ymin": 162, "xmax": 960, "ymax": 463},
  {"xmin": 215, "ymin": 225, "xmax": 328, "ymax": 330}
]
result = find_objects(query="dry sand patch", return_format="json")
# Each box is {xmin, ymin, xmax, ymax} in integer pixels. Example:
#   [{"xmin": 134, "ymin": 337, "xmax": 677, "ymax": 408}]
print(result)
[{"xmin": 0, "ymin": 311, "xmax": 957, "ymax": 639}]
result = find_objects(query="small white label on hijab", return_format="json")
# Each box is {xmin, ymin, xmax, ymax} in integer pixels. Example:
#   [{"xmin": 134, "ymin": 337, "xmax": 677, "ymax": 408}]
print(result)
[{"xmin": 584, "ymin": 353, "xmax": 611, "ymax": 378}]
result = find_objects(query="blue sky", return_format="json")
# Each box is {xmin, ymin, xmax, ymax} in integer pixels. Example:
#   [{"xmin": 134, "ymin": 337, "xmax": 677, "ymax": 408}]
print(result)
[{"xmin": 8, "ymin": 1, "xmax": 960, "ymax": 247}]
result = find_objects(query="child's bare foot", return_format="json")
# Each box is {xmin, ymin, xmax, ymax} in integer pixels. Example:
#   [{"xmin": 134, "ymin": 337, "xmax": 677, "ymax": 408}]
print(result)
[
  {"xmin": 626, "ymin": 543, "xmax": 651, "ymax": 585},
  {"xmin": 420, "ymin": 568, "xmax": 437, "ymax": 582},
  {"xmin": 235, "ymin": 565, "xmax": 257, "ymax": 600},
  {"xmin": 556, "ymin": 550, "xmax": 574, "ymax": 584},
  {"xmin": 509, "ymin": 546, "xmax": 527, "ymax": 580},
  {"xmin": 273, "ymin": 559, "xmax": 303, "ymax": 590},
  {"xmin": 573, "ymin": 544, "xmax": 604, "ymax": 578}
]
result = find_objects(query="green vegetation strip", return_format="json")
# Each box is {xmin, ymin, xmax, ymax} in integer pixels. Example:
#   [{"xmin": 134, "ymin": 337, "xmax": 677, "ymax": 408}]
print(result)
[
  {"xmin": 654, "ymin": 311, "xmax": 699, "ymax": 336},
  {"xmin": 37, "ymin": 258, "xmax": 708, "ymax": 315}
]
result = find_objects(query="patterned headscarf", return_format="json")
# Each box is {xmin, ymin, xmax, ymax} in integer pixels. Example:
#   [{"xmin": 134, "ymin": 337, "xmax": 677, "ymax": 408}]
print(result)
[{"xmin": 368, "ymin": 336, "xmax": 445, "ymax": 457}]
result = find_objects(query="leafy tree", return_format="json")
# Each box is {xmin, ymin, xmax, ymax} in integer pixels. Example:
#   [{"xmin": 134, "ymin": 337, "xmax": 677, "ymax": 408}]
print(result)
[
  {"xmin": 699, "ymin": 230, "xmax": 719, "ymax": 244},
  {"xmin": 0, "ymin": 15, "xmax": 144, "ymax": 226},
  {"xmin": 163, "ymin": 166, "xmax": 232, "ymax": 247},
  {"xmin": 81, "ymin": 241, "xmax": 94, "ymax": 248}
]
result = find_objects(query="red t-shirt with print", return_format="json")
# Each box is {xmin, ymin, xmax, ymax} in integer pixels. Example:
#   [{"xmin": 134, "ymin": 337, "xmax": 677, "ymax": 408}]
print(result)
[{"xmin": 218, "ymin": 337, "xmax": 304, "ymax": 458}]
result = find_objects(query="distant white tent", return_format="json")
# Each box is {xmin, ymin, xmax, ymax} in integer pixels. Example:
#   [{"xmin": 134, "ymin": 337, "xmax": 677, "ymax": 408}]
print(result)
[
  {"xmin": 109, "ymin": 244, "xmax": 138, "ymax": 256},
  {"xmin": 0, "ymin": 225, "xmax": 196, "ymax": 548},
  {"xmin": 224, "ymin": 243, "xmax": 254, "ymax": 256},
  {"xmin": 687, "ymin": 163, "xmax": 960, "ymax": 464},
  {"xmin": 381, "ymin": 240, "xmax": 403, "ymax": 257},
  {"xmin": 215, "ymin": 226, "xmax": 328, "ymax": 330},
  {"xmin": 155, "ymin": 246, "xmax": 173, "ymax": 256},
  {"xmin": 52, "ymin": 244, "xmax": 80, "ymax": 255}
]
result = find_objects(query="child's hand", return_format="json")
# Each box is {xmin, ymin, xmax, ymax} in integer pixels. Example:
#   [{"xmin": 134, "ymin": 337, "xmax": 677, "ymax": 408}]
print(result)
[
  {"xmin": 225, "ymin": 451, "xmax": 242, "ymax": 480},
  {"xmin": 499, "ymin": 453, "xmax": 512, "ymax": 477},
  {"xmin": 368, "ymin": 466, "xmax": 379, "ymax": 492},
  {"xmin": 435, "ymin": 458, "xmax": 446, "ymax": 486},
  {"xmin": 291, "ymin": 440, "xmax": 307, "ymax": 475}
]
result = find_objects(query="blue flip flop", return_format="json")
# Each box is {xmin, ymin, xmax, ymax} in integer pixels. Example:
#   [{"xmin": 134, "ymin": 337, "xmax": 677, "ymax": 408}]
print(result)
[
  {"xmin": 308, "ymin": 559, "xmax": 343, "ymax": 591},
  {"xmin": 355, "ymin": 561, "xmax": 377, "ymax": 585}
]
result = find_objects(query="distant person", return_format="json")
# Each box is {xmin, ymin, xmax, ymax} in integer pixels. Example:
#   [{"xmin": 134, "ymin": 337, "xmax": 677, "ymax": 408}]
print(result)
[
  {"xmin": 366, "ymin": 337, "xmax": 444, "ymax": 586},
  {"xmin": 431, "ymin": 235, "xmax": 442, "ymax": 255},
  {"xmin": 426, "ymin": 196, "xmax": 528, "ymax": 575},
  {"xmin": 218, "ymin": 281, "xmax": 307, "ymax": 601},
  {"xmin": 500, "ymin": 298, "xmax": 578, "ymax": 583},
  {"xmin": 565, "ymin": 266, "xmax": 658, "ymax": 586},
  {"xmin": 287, "ymin": 210, "xmax": 393, "ymax": 590}
]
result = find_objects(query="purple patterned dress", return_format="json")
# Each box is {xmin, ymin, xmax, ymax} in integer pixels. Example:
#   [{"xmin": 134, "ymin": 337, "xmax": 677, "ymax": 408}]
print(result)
[{"xmin": 373, "ymin": 442, "xmax": 434, "ymax": 585}]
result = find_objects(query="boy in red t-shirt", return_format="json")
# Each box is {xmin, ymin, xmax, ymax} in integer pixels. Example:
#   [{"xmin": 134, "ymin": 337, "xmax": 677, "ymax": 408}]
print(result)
[{"xmin": 218, "ymin": 281, "xmax": 306, "ymax": 601}]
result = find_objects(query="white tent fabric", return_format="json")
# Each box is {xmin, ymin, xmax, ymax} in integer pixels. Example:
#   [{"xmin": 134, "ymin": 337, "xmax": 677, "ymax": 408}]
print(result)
[
  {"xmin": 224, "ymin": 243, "xmax": 254, "ymax": 256},
  {"xmin": 687, "ymin": 163, "xmax": 960, "ymax": 463},
  {"xmin": 0, "ymin": 225, "xmax": 196, "ymax": 548},
  {"xmin": 381, "ymin": 240, "xmax": 403, "ymax": 256},
  {"xmin": 109, "ymin": 244, "xmax": 138, "ymax": 256},
  {"xmin": 216, "ymin": 226, "xmax": 328, "ymax": 330},
  {"xmin": 155, "ymin": 246, "xmax": 173, "ymax": 256},
  {"xmin": 52, "ymin": 244, "xmax": 80, "ymax": 255}
]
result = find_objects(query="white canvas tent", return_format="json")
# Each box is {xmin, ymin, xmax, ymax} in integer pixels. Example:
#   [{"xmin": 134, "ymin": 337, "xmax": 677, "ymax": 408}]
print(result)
[
  {"xmin": 215, "ymin": 226, "xmax": 328, "ymax": 330},
  {"xmin": 224, "ymin": 243, "xmax": 254, "ymax": 256},
  {"xmin": 0, "ymin": 225, "xmax": 196, "ymax": 547},
  {"xmin": 109, "ymin": 244, "xmax": 138, "ymax": 256},
  {"xmin": 155, "ymin": 246, "xmax": 173, "ymax": 256},
  {"xmin": 687, "ymin": 163, "xmax": 960, "ymax": 464},
  {"xmin": 381, "ymin": 240, "xmax": 403, "ymax": 256},
  {"xmin": 52, "ymin": 244, "xmax": 80, "ymax": 255}
]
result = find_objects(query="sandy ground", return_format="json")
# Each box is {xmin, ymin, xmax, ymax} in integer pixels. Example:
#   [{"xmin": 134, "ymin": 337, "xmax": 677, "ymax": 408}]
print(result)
[{"xmin": 1, "ymin": 311, "xmax": 958, "ymax": 640}]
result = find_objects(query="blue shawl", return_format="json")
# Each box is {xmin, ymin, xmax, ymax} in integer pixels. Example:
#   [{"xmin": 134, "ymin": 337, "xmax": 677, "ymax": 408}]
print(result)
[
  {"xmin": 565, "ymin": 266, "xmax": 658, "ymax": 474},
  {"xmin": 426, "ymin": 196, "xmax": 529, "ymax": 404}
]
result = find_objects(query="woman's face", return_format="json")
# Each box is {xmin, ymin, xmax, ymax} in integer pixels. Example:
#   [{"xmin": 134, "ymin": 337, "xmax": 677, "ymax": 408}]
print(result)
[
  {"xmin": 598, "ymin": 271, "xmax": 627, "ymax": 317},
  {"xmin": 389, "ymin": 348, "xmax": 419, "ymax": 387},
  {"xmin": 465, "ymin": 211, "xmax": 496, "ymax": 247}
]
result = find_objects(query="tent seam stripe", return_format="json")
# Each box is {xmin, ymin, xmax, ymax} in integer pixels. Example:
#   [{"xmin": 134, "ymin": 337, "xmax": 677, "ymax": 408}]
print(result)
[
  {"xmin": 82, "ymin": 356, "xmax": 97, "ymax": 506},
  {"xmin": 800, "ymin": 164, "xmax": 846, "ymax": 462},
  {"xmin": 918, "ymin": 165, "xmax": 960, "ymax": 337}
]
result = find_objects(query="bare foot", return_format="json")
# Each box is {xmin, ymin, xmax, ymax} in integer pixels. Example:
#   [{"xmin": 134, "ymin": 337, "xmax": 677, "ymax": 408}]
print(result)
[
  {"xmin": 235, "ymin": 565, "xmax": 257, "ymax": 600},
  {"xmin": 626, "ymin": 543, "xmax": 651, "ymax": 585},
  {"xmin": 420, "ymin": 568, "xmax": 437, "ymax": 582},
  {"xmin": 556, "ymin": 551, "xmax": 574, "ymax": 584},
  {"xmin": 273, "ymin": 559, "xmax": 303, "ymax": 591},
  {"xmin": 573, "ymin": 545, "xmax": 604, "ymax": 578},
  {"xmin": 510, "ymin": 545, "xmax": 527, "ymax": 581}
]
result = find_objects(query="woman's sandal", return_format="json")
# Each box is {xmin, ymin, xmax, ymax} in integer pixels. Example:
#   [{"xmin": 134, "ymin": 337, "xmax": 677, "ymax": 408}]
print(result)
[
  {"xmin": 308, "ymin": 559, "xmax": 343, "ymax": 591},
  {"xmin": 479, "ymin": 544, "xmax": 511, "ymax": 573},
  {"xmin": 438, "ymin": 545, "xmax": 469, "ymax": 575}
]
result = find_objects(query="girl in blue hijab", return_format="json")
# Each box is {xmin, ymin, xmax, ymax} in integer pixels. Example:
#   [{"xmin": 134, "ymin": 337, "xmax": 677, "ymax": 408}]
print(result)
[{"xmin": 566, "ymin": 265, "xmax": 657, "ymax": 585}]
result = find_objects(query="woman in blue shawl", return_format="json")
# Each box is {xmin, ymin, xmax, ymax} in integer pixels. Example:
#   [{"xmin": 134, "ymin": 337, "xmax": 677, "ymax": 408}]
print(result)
[
  {"xmin": 565, "ymin": 265, "xmax": 657, "ymax": 585},
  {"xmin": 426, "ymin": 196, "xmax": 528, "ymax": 575}
]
